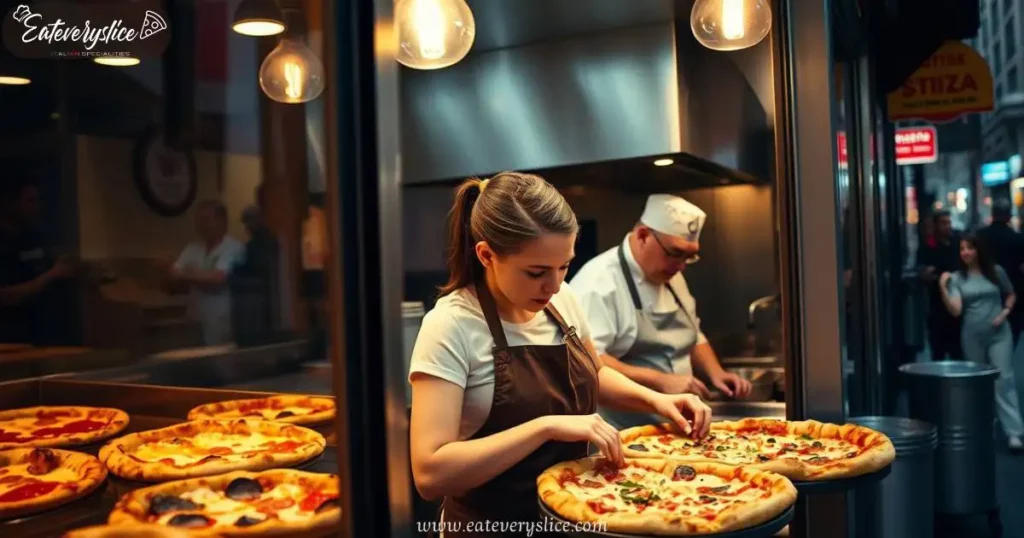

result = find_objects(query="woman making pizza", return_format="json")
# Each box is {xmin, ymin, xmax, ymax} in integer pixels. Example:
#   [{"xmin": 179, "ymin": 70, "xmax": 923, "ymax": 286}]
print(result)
[{"xmin": 409, "ymin": 172, "xmax": 712, "ymax": 537}]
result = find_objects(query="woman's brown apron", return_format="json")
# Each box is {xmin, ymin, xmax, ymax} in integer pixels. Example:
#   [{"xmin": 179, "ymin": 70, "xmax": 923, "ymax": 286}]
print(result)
[{"xmin": 440, "ymin": 283, "xmax": 599, "ymax": 537}]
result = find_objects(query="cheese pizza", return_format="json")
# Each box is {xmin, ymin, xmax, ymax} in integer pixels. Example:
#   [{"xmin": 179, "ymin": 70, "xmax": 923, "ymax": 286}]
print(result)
[
  {"xmin": 0, "ymin": 448, "xmax": 107, "ymax": 519},
  {"xmin": 621, "ymin": 419, "xmax": 896, "ymax": 481},
  {"xmin": 538, "ymin": 457, "xmax": 796, "ymax": 535},
  {"xmin": 99, "ymin": 420, "xmax": 326, "ymax": 482},
  {"xmin": 107, "ymin": 469, "xmax": 340, "ymax": 535},
  {"xmin": 64, "ymin": 524, "xmax": 198, "ymax": 538},
  {"xmin": 0, "ymin": 406, "xmax": 129, "ymax": 449},
  {"xmin": 187, "ymin": 395, "xmax": 336, "ymax": 426}
]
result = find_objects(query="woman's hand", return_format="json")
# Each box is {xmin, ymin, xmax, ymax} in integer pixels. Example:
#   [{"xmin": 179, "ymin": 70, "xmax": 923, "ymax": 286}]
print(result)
[
  {"xmin": 939, "ymin": 272, "xmax": 952, "ymax": 287},
  {"xmin": 647, "ymin": 393, "xmax": 712, "ymax": 439},
  {"xmin": 993, "ymin": 310, "xmax": 1009, "ymax": 327},
  {"xmin": 539, "ymin": 414, "xmax": 624, "ymax": 466}
]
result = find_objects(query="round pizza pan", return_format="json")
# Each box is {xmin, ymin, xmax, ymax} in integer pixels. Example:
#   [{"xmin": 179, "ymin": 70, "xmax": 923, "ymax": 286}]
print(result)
[
  {"xmin": 790, "ymin": 464, "xmax": 892, "ymax": 495},
  {"xmin": 538, "ymin": 499, "xmax": 795, "ymax": 538}
]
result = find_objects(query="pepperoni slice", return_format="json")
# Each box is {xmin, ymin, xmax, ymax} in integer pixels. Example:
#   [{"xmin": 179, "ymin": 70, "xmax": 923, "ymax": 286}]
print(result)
[{"xmin": 0, "ymin": 481, "xmax": 59, "ymax": 502}]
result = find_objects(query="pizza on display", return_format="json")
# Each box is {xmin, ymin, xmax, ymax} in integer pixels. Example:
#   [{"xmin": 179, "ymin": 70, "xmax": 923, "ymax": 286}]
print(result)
[
  {"xmin": 64, "ymin": 523, "xmax": 205, "ymax": 537},
  {"xmin": 99, "ymin": 419, "xmax": 326, "ymax": 482},
  {"xmin": 187, "ymin": 395, "xmax": 336, "ymax": 426},
  {"xmin": 620, "ymin": 418, "xmax": 896, "ymax": 481},
  {"xmin": 0, "ymin": 448, "xmax": 108, "ymax": 519},
  {"xmin": 106, "ymin": 469, "xmax": 340, "ymax": 535},
  {"xmin": 538, "ymin": 457, "xmax": 796, "ymax": 535},
  {"xmin": 0, "ymin": 406, "xmax": 130, "ymax": 449}
]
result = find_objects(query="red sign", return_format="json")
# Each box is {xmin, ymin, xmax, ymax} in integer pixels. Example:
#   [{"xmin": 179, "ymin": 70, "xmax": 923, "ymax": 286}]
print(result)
[{"xmin": 837, "ymin": 126, "xmax": 937, "ymax": 168}]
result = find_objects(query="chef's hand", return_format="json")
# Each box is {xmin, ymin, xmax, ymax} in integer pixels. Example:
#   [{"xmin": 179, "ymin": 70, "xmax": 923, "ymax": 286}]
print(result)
[
  {"xmin": 656, "ymin": 374, "xmax": 711, "ymax": 399},
  {"xmin": 647, "ymin": 393, "xmax": 711, "ymax": 440},
  {"xmin": 710, "ymin": 371, "xmax": 752, "ymax": 399},
  {"xmin": 541, "ymin": 414, "xmax": 624, "ymax": 467}
]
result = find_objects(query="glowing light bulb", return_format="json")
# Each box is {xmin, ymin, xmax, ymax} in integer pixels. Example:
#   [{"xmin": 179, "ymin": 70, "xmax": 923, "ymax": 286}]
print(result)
[
  {"xmin": 396, "ymin": 0, "xmax": 475, "ymax": 70},
  {"xmin": 0, "ymin": 76, "xmax": 31, "ymax": 85},
  {"xmin": 691, "ymin": 0, "xmax": 772, "ymax": 51},
  {"xmin": 259, "ymin": 38, "xmax": 325, "ymax": 104}
]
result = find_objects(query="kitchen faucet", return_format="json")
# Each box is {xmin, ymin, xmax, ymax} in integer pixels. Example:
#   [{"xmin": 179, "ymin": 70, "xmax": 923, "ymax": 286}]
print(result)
[{"xmin": 747, "ymin": 294, "xmax": 780, "ymax": 328}]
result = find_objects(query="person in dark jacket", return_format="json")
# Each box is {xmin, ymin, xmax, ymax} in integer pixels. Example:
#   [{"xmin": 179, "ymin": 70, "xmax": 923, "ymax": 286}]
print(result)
[
  {"xmin": 978, "ymin": 199, "xmax": 1024, "ymax": 343},
  {"xmin": 917, "ymin": 210, "xmax": 963, "ymax": 360}
]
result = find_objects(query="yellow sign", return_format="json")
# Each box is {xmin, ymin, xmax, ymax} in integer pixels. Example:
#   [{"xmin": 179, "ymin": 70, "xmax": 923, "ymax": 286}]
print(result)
[{"xmin": 887, "ymin": 40, "xmax": 994, "ymax": 122}]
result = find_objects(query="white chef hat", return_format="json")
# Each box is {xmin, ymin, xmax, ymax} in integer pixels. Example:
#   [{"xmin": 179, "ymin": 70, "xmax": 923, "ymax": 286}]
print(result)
[{"xmin": 640, "ymin": 194, "xmax": 707, "ymax": 243}]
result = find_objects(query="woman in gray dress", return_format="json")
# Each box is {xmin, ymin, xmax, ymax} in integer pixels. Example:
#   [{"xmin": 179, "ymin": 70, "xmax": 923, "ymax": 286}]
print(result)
[{"xmin": 939, "ymin": 234, "xmax": 1024, "ymax": 450}]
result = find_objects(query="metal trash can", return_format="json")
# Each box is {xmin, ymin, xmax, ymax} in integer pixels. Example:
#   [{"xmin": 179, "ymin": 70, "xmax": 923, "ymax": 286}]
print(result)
[
  {"xmin": 899, "ymin": 361, "xmax": 1000, "ymax": 515},
  {"xmin": 848, "ymin": 416, "xmax": 938, "ymax": 538}
]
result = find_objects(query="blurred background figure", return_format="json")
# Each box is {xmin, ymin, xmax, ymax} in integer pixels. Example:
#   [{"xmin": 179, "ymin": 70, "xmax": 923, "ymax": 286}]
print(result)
[
  {"xmin": 168, "ymin": 200, "xmax": 243, "ymax": 346},
  {"xmin": 230, "ymin": 204, "xmax": 283, "ymax": 346},
  {"xmin": 978, "ymin": 199, "xmax": 1024, "ymax": 344},
  {"xmin": 918, "ymin": 210, "xmax": 964, "ymax": 360},
  {"xmin": 0, "ymin": 174, "xmax": 79, "ymax": 345}
]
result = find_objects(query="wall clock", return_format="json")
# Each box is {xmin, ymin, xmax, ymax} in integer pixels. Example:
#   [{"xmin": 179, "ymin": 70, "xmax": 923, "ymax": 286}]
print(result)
[{"xmin": 133, "ymin": 127, "xmax": 198, "ymax": 217}]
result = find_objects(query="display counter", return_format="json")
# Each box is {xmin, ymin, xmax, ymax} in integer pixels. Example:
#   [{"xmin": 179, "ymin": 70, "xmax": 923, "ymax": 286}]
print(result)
[{"xmin": 0, "ymin": 378, "xmax": 339, "ymax": 537}]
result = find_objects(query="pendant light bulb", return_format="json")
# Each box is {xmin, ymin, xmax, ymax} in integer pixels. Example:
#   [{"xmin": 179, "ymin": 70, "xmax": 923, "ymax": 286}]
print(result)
[
  {"xmin": 690, "ymin": 0, "xmax": 772, "ymax": 51},
  {"xmin": 395, "ymin": 0, "xmax": 475, "ymax": 70},
  {"xmin": 259, "ymin": 38, "xmax": 325, "ymax": 104},
  {"xmin": 233, "ymin": 0, "xmax": 286, "ymax": 36}
]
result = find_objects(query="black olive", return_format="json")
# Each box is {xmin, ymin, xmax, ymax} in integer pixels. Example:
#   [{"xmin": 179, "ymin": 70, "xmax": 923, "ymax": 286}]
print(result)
[
  {"xmin": 627, "ymin": 443, "xmax": 648, "ymax": 452},
  {"xmin": 672, "ymin": 465, "xmax": 696, "ymax": 481},
  {"xmin": 316, "ymin": 498, "xmax": 340, "ymax": 514},
  {"xmin": 847, "ymin": 451, "xmax": 858, "ymax": 458},
  {"xmin": 234, "ymin": 515, "xmax": 265, "ymax": 527},
  {"xmin": 766, "ymin": 438, "xmax": 776, "ymax": 443},
  {"xmin": 167, "ymin": 514, "xmax": 214, "ymax": 528},
  {"xmin": 225, "ymin": 477, "xmax": 264, "ymax": 500},
  {"xmin": 710, "ymin": 485, "xmax": 730, "ymax": 494},
  {"xmin": 715, "ymin": 446, "xmax": 726, "ymax": 452},
  {"xmin": 699, "ymin": 495, "xmax": 716, "ymax": 503},
  {"xmin": 812, "ymin": 441, "xmax": 823, "ymax": 448},
  {"xmin": 757, "ymin": 454, "xmax": 771, "ymax": 462},
  {"xmin": 276, "ymin": 410, "xmax": 296, "ymax": 419},
  {"xmin": 148, "ymin": 495, "xmax": 201, "ymax": 516}
]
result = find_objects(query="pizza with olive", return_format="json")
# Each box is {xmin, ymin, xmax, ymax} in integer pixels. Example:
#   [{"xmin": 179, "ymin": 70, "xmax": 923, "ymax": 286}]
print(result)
[
  {"xmin": 99, "ymin": 419, "xmax": 325, "ymax": 482},
  {"xmin": 0, "ymin": 448, "xmax": 107, "ymax": 519},
  {"xmin": 537, "ymin": 457, "xmax": 796, "ymax": 535},
  {"xmin": 187, "ymin": 396, "xmax": 335, "ymax": 426},
  {"xmin": 106, "ymin": 469, "xmax": 340, "ymax": 535},
  {"xmin": 620, "ymin": 419, "xmax": 896, "ymax": 481}
]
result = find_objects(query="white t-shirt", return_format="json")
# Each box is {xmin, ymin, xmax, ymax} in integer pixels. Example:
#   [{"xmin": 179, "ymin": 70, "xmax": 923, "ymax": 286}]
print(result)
[
  {"xmin": 173, "ymin": 235, "xmax": 244, "ymax": 345},
  {"xmin": 408, "ymin": 283, "xmax": 593, "ymax": 440},
  {"xmin": 569, "ymin": 234, "xmax": 706, "ymax": 358}
]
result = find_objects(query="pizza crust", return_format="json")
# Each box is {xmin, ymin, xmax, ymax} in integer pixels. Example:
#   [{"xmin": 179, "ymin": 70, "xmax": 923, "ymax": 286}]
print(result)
[
  {"xmin": 0, "ymin": 406, "xmax": 130, "ymax": 449},
  {"xmin": 107, "ymin": 469, "xmax": 340, "ymax": 536},
  {"xmin": 620, "ymin": 419, "xmax": 896, "ymax": 481},
  {"xmin": 0, "ymin": 448, "xmax": 108, "ymax": 519},
  {"xmin": 99, "ymin": 420, "xmax": 326, "ymax": 482},
  {"xmin": 537, "ymin": 457, "xmax": 796, "ymax": 535},
  {"xmin": 63, "ymin": 524, "xmax": 203, "ymax": 538},
  {"xmin": 187, "ymin": 395, "xmax": 336, "ymax": 426}
]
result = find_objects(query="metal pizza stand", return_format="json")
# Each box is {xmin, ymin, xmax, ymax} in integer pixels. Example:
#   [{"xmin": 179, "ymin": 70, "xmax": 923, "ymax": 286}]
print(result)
[{"xmin": 537, "ymin": 498, "xmax": 796, "ymax": 538}]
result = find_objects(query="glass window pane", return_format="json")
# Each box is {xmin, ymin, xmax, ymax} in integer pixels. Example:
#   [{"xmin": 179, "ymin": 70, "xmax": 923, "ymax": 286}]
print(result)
[
  {"xmin": 1009, "ymin": 67, "xmax": 1019, "ymax": 93},
  {"xmin": 1007, "ymin": 18, "xmax": 1017, "ymax": 58}
]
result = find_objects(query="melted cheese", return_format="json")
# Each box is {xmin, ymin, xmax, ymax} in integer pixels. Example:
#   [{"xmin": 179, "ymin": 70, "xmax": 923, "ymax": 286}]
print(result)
[
  {"xmin": 633, "ymin": 430, "xmax": 862, "ymax": 467},
  {"xmin": 132, "ymin": 432, "xmax": 294, "ymax": 466},
  {"xmin": 154, "ymin": 483, "xmax": 333, "ymax": 528},
  {"xmin": 0, "ymin": 464, "xmax": 81, "ymax": 496},
  {"xmin": 564, "ymin": 463, "xmax": 767, "ymax": 517}
]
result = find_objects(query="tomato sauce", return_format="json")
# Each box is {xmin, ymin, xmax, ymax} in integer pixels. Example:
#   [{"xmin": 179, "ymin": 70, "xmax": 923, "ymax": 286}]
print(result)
[
  {"xmin": 0, "ymin": 430, "xmax": 33, "ymax": 444},
  {"xmin": 586, "ymin": 500, "xmax": 615, "ymax": 514},
  {"xmin": 32, "ymin": 419, "xmax": 108, "ymax": 438},
  {"xmin": 300, "ymin": 491, "xmax": 335, "ymax": 511},
  {"xmin": 0, "ymin": 481, "xmax": 59, "ymax": 502}
]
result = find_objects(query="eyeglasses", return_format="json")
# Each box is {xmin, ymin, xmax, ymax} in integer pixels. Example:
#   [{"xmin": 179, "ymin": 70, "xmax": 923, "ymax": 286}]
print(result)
[{"xmin": 651, "ymin": 231, "xmax": 700, "ymax": 265}]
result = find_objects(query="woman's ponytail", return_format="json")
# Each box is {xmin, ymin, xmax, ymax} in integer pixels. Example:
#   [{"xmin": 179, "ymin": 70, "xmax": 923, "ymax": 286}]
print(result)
[{"xmin": 439, "ymin": 179, "xmax": 484, "ymax": 296}]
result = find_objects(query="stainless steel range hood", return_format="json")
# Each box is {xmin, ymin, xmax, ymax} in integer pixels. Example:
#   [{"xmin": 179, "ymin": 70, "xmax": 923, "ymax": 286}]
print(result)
[{"xmin": 399, "ymin": 0, "xmax": 775, "ymax": 186}]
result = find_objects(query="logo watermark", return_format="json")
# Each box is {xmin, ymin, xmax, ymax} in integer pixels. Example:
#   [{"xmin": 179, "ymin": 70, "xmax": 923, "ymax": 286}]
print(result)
[
  {"xmin": 2, "ymin": 1, "xmax": 170, "ymax": 60},
  {"xmin": 417, "ymin": 519, "xmax": 608, "ymax": 536}
]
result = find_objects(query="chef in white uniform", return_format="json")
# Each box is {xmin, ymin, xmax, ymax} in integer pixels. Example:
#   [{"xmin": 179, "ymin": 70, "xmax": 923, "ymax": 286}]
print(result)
[{"xmin": 570, "ymin": 194, "xmax": 751, "ymax": 428}]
